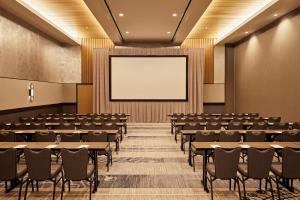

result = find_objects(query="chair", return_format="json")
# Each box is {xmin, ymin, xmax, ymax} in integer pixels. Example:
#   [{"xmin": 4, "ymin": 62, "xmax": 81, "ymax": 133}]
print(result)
[
  {"xmin": 0, "ymin": 131, "xmax": 16, "ymax": 142},
  {"xmin": 281, "ymin": 131, "xmax": 300, "ymax": 142},
  {"xmin": 271, "ymin": 147, "xmax": 300, "ymax": 199},
  {"xmin": 191, "ymin": 131, "xmax": 215, "ymax": 171},
  {"xmin": 268, "ymin": 122, "xmax": 289, "ymax": 130},
  {"xmin": 24, "ymin": 148, "xmax": 62, "ymax": 200},
  {"xmin": 244, "ymin": 131, "xmax": 266, "ymax": 142},
  {"xmin": 293, "ymin": 122, "xmax": 300, "ymax": 130},
  {"xmin": 249, "ymin": 113, "xmax": 259, "ymax": 118},
  {"xmin": 251, "ymin": 122, "xmax": 268, "ymax": 130},
  {"xmin": 80, "ymin": 122, "xmax": 95, "ymax": 130},
  {"xmin": 30, "ymin": 122, "xmax": 46, "ymax": 130},
  {"xmin": 206, "ymin": 122, "xmax": 222, "ymax": 130},
  {"xmin": 19, "ymin": 117, "xmax": 31, "ymax": 123},
  {"xmin": 219, "ymin": 131, "xmax": 241, "ymax": 142},
  {"xmin": 0, "ymin": 148, "xmax": 27, "ymax": 200},
  {"xmin": 87, "ymin": 131, "xmax": 112, "ymax": 171},
  {"xmin": 228, "ymin": 122, "xmax": 244, "ymax": 130},
  {"xmin": 13, "ymin": 123, "xmax": 29, "ymax": 130},
  {"xmin": 59, "ymin": 123, "xmax": 75, "ymax": 130},
  {"xmin": 61, "ymin": 148, "xmax": 95, "ymax": 200},
  {"xmin": 250, "ymin": 117, "xmax": 264, "ymax": 123},
  {"xmin": 206, "ymin": 148, "xmax": 242, "ymax": 200},
  {"xmin": 238, "ymin": 148, "xmax": 275, "ymax": 199},
  {"xmin": 35, "ymin": 131, "xmax": 56, "ymax": 142},
  {"xmin": 268, "ymin": 117, "xmax": 281, "ymax": 123},
  {"xmin": 61, "ymin": 133, "xmax": 80, "ymax": 142}
]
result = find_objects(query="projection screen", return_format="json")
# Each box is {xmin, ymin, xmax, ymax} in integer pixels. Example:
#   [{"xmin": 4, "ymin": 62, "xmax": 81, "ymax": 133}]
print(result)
[{"xmin": 109, "ymin": 56, "xmax": 188, "ymax": 101}]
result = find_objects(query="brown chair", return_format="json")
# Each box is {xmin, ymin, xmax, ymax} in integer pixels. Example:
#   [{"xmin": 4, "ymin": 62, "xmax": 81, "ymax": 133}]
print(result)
[
  {"xmin": 191, "ymin": 131, "xmax": 215, "ymax": 172},
  {"xmin": 13, "ymin": 123, "xmax": 29, "ymax": 130},
  {"xmin": 238, "ymin": 148, "xmax": 275, "ymax": 200},
  {"xmin": 0, "ymin": 148, "xmax": 27, "ymax": 200},
  {"xmin": 35, "ymin": 131, "xmax": 56, "ymax": 142},
  {"xmin": 251, "ymin": 122, "xmax": 268, "ymax": 130},
  {"xmin": 219, "ymin": 131, "xmax": 241, "ymax": 142},
  {"xmin": 244, "ymin": 131, "xmax": 266, "ymax": 142},
  {"xmin": 271, "ymin": 147, "xmax": 300, "ymax": 199},
  {"xmin": 206, "ymin": 122, "xmax": 222, "ymax": 130},
  {"xmin": 87, "ymin": 131, "xmax": 112, "ymax": 171},
  {"xmin": 293, "ymin": 122, "xmax": 300, "ymax": 130},
  {"xmin": 59, "ymin": 123, "xmax": 75, "ymax": 130},
  {"xmin": 61, "ymin": 148, "xmax": 95, "ymax": 200},
  {"xmin": 0, "ymin": 131, "xmax": 16, "ymax": 142},
  {"xmin": 268, "ymin": 117, "xmax": 281, "ymax": 123},
  {"xmin": 80, "ymin": 122, "xmax": 95, "ymax": 130},
  {"xmin": 61, "ymin": 133, "xmax": 80, "ymax": 142},
  {"xmin": 30, "ymin": 122, "xmax": 46, "ymax": 130},
  {"xmin": 206, "ymin": 148, "xmax": 242, "ymax": 200},
  {"xmin": 281, "ymin": 131, "xmax": 300, "ymax": 142},
  {"xmin": 24, "ymin": 148, "xmax": 62, "ymax": 200},
  {"xmin": 268, "ymin": 122, "xmax": 290, "ymax": 130},
  {"xmin": 228, "ymin": 122, "xmax": 244, "ymax": 130}
]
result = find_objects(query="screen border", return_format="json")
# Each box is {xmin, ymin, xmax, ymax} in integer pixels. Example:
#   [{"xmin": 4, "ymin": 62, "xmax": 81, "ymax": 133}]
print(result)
[{"xmin": 109, "ymin": 55, "xmax": 188, "ymax": 102}]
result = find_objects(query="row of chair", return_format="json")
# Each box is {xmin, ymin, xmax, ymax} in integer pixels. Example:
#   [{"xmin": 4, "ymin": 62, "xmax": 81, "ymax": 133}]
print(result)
[
  {"xmin": 38, "ymin": 113, "xmax": 127, "ymax": 118},
  {"xmin": 0, "ymin": 148, "xmax": 95, "ymax": 200},
  {"xmin": 206, "ymin": 147, "xmax": 300, "ymax": 200},
  {"xmin": 0, "ymin": 122, "xmax": 121, "ymax": 131},
  {"xmin": 171, "ymin": 113, "xmax": 260, "ymax": 117}
]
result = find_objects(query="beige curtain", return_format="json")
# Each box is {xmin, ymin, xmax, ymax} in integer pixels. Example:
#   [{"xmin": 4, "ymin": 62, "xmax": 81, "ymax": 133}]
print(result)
[{"xmin": 93, "ymin": 48, "xmax": 204, "ymax": 122}]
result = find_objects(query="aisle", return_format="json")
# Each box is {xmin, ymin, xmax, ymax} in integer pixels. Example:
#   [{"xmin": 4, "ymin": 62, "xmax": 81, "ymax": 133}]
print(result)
[{"xmin": 96, "ymin": 123, "xmax": 239, "ymax": 200}]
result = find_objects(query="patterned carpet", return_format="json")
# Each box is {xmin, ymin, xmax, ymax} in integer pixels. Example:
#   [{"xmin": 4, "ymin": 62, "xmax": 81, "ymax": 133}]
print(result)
[{"xmin": 0, "ymin": 123, "xmax": 299, "ymax": 199}]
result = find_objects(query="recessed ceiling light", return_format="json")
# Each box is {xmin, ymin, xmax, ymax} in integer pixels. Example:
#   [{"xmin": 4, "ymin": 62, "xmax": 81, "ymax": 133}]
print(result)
[
  {"xmin": 172, "ymin": 13, "xmax": 177, "ymax": 17},
  {"xmin": 245, "ymin": 31, "xmax": 249, "ymax": 34},
  {"xmin": 167, "ymin": 31, "xmax": 171, "ymax": 34},
  {"xmin": 119, "ymin": 13, "xmax": 124, "ymax": 17},
  {"xmin": 273, "ymin": 13, "xmax": 278, "ymax": 17},
  {"xmin": 125, "ymin": 31, "xmax": 129, "ymax": 34}
]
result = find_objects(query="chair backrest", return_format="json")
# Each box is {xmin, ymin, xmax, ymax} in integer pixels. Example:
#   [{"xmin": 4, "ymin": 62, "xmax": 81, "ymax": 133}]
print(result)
[
  {"xmin": 87, "ymin": 131, "xmax": 108, "ymax": 142},
  {"xmin": 183, "ymin": 123, "xmax": 204, "ymax": 130},
  {"xmin": 247, "ymin": 148, "xmax": 274, "ymax": 178},
  {"xmin": 215, "ymin": 148, "xmax": 241, "ymax": 179},
  {"xmin": 100, "ymin": 123, "xmax": 118, "ymax": 130},
  {"xmin": 282, "ymin": 131, "xmax": 300, "ymax": 142},
  {"xmin": 268, "ymin": 122, "xmax": 290, "ymax": 130},
  {"xmin": 249, "ymin": 113, "xmax": 259, "ymax": 117},
  {"xmin": 35, "ymin": 131, "xmax": 56, "ymax": 142},
  {"xmin": 282, "ymin": 147, "xmax": 300, "ymax": 178},
  {"xmin": 0, "ymin": 148, "xmax": 17, "ymax": 180},
  {"xmin": 61, "ymin": 133, "xmax": 81, "ymax": 142},
  {"xmin": 0, "ymin": 131, "xmax": 16, "ymax": 142},
  {"xmin": 206, "ymin": 122, "xmax": 222, "ymax": 130},
  {"xmin": 80, "ymin": 122, "xmax": 95, "ymax": 130},
  {"xmin": 19, "ymin": 117, "xmax": 31, "ymax": 123},
  {"xmin": 228, "ymin": 122, "xmax": 244, "ymax": 130},
  {"xmin": 13, "ymin": 123, "xmax": 28, "ymax": 130},
  {"xmin": 293, "ymin": 122, "xmax": 300, "ymax": 130},
  {"xmin": 194, "ymin": 131, "xmax": 215, "ymax": 142},
  {"xmin": 61, "ymin": 148, "xmax": 89, "ymax": 181},
  {"xmin": 244, "ymin": 131, "xmax": 266, "ymax": 142},
  {"xmin": 176, "ymin": 117, "xmax": 189, "ymax": 123},
  {"xmin": 250, "ymin": 117, "xmax": 264, "ymax": 123},
  {"xmin": 268, "ymin": 117, "xmax": 281, "ymax": 123},
  {"xmin": 59, "ymin": 123, "xmax": 75, "ymax": 130},
  {"xmin": 30, "ymin": 122, "xmax": 45, "ymax": 130},
  {"xmin": 24, "ymin": 148, "xmax": 51, "ymax": 180},
  {"xmin": 219, "ymin": 131, "xmax": 241, "ymax": 142},
  {"xmin": 251, "ymin": 122, "xmax": 268, "ymax": 130}
]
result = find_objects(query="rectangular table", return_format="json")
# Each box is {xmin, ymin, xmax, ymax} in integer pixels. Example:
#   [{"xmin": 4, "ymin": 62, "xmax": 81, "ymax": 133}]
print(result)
[
  {"xmin": 191, "ymin": 142, "xmax": 300, "ymax": 192},
  {"xmin": 181, "ymin": 129, "xmax": 297, "ymax": 166},
  {"xmin": 0, "ymin": 142, "xmax": 110, "ymax": 192}
]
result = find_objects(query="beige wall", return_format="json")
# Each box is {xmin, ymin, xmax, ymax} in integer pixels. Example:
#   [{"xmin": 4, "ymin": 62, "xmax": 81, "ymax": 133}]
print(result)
[
  {"xmin": 0, "ymin": 78, "xmax": 76, "ymax": 110},
  {"xmin": 0, "ymin": 8, "xmax": 81, "ymax": 83},
  {"xmin": 234, "ymin": 11, "xmax": 300, "ymax": 121}
]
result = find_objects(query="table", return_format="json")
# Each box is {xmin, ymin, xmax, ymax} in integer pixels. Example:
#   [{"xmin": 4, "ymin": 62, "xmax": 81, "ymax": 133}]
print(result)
[
  {"xmin": 0, "ymin": 142, "xmax": 110, "ymax": 193},
  {"xmin": 181, "ymin": 129, "xmax": 298, "ymax": 166},
  {"xmin": 0, "ymin": 129, "xmax": 120, "ymax": 151},
  {"xmin": 191, "ymin": 142, "xmax": 300, "ymax": 192}
]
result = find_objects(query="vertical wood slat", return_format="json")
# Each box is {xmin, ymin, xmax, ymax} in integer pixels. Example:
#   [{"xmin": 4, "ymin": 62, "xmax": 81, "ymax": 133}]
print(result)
[
  {"xmin": 181, "ymin": 38, "xmax": 215, "ymax": 83},
  {"xmin": 81, "ymin": 38, "xmax": 114, "ymax": 83}
]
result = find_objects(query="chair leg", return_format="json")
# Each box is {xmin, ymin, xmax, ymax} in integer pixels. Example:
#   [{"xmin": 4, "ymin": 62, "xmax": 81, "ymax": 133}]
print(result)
[
  {"xmin": 241, "ymin": 176, "xmax": 247, "ymax": 198},
  {"xmin": 192, "ymin": 154, "xmax": 196, "ymax": 172},
  {"xmin": 236, "ymin": 177, "xmax": 242, "ymax": 200},
  {"xmin": 275, "ymin": 176, "xmax": 281, "ymax": 200},
  {"xmin": 24, "ymin": 180, "xmax": 30, "ymax": 200},
  {"xmin": 53, "ymin": 178, "xmax": 57, "ymax": 200},
  {"xmin": 36, "ymin": 181, "xmax": 39, "ymax": 191},
  {"xmin": 61, "ymin": 180, "xmax": 65, "ymax": 200},
  {"xmin": 209, "ymin": 177, "xmax": 214, "ymax": 200},
  {"xmin": 5, "ymin": 181, "xmax": 7, "ymax": 193},
  {"xmin": 68, "ymin": 180, "xmax": 71, "ymax": 192},
  {"xmin": 268, "ymin": 177, "xmax": 274, "ymax": 200},
  {"xmin": 18, "ymin": 178, "xmax": 24, "ymax": 200},
  {"xmin": 89, "ymin": 180, "xmax": 92, "ymax": 200},
  {"xmin": 229, "ymin": 179, "xmax": 232, "ymax": 190},
  {"xmin": 31, "ymin": 180, "xmax": 34, "ymax": 192}
]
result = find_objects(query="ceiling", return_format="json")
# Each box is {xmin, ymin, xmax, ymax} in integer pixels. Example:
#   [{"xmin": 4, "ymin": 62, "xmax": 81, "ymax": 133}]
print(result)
[{"xmin": 0, "ymin": 0, "xmax": 300, "ymax": 46}]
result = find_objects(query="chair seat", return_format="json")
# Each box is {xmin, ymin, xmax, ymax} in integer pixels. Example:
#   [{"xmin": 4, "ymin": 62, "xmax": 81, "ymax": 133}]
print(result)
[
  {"xmin": 87, "ymin": 164, "xmax": 95, "ymax": 178},
  {"xmin": 51, "ymin": 164, "xmax": 62, "ymax": 178},
  {"xmin": 17, "ymin": 164, "xmax": 27, "ymax": 177},
  {"xmin": 238, "ymin": 163, "xmax": 248, "ymax": 177},
  {"xmin": 271, "ymin": 163, "xmax": 282, "ymax": 177},
  {"xmin": 207, "ymin": 163, "xmax": 215, "ymax": 177}
]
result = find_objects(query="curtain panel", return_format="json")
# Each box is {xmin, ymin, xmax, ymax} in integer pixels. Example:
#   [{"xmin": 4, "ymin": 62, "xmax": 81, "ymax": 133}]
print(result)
[{"xmin": 93, "ymin": 48, "xmax": 204, "ymax": 123}]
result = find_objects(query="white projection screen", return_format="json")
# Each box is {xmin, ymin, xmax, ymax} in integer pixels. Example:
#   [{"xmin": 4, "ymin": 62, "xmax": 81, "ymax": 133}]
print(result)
[{"xmin": 109, "ymin": 56, "xmax": 188, "ymax": 101}]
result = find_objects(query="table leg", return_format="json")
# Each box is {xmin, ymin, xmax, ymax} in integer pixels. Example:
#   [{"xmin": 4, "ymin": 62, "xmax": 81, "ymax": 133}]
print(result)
[
  {"xmin": 93, "ymin": 150, "xmax": 98, "ymax": 193},
  {"xmin": 188, "ymin": 135, "xmax": 192, "ymax": 166},
  {"xmin": 201, "ymin": 150, "xmax": 209, "ymax": 192},
  {"xmin": 171, "ymin": 121, "xmax": 174, "ymax": 134}
]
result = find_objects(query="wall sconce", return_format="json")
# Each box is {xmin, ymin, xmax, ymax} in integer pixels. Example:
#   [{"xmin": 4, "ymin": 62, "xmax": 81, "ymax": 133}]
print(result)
[{"xmin": 28, "ymin": 83, "xmax": 34, "ymax": 102}]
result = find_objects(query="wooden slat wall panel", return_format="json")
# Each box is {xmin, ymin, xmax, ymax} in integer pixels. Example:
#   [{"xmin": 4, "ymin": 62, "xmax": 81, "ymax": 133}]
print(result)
[
  {"xmin": 81, "ymin": 38, "xmax": 114, "ymax": 83},
  {"xmin": 181, "ymin": 38, "xmax": 215, "ymax": 83}
]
